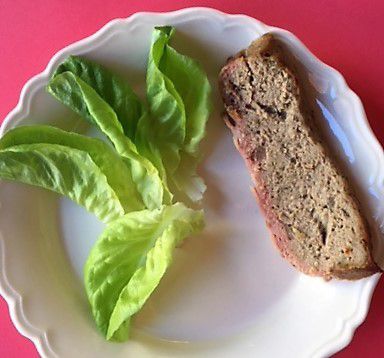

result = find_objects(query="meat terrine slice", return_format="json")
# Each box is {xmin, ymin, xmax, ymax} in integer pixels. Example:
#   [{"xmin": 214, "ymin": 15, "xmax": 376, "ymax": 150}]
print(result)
[{"xmin": 219, "ymin": 33, "xmax": 379, "ymax": 280}]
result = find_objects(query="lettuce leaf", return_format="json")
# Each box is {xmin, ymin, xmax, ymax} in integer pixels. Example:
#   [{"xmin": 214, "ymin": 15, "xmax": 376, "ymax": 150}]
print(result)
[
  {"xmin": 157, "ymin": 30, "xmax": 211, "ymax": 155},
  {"xmin": 36, "ymin": 28, "xmax": 212, "ymax": 342},
  {"xmin": 52, "ymin": 55, "xmax": 145, "ymax": 139},
  {"xmin": 137, "ymin": 26, "xmax": 211, "ymax": 202},
  {"xmin": 84, "ymin": 203, "xmax": 204, "ymax": 340},
  {"xmin": 140, "ymin": 27, "xmax": 186, "ymax": 175},
  {"xmin": 47, "ymin": 72, "xmax": 167, "ymax": 208},
  {"xmin": 0, "ymin": 143, "xmax": 125, "ymax": 222},
  {"xmin": 0, "ymin": 125, "xmax": 144, "ymax": 213}
]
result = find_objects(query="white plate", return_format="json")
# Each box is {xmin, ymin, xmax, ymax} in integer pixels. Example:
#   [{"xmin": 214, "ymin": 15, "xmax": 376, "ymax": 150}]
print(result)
[{"xmin": 1, "ymin": 7, "xmax": 384, "ymax": 358}]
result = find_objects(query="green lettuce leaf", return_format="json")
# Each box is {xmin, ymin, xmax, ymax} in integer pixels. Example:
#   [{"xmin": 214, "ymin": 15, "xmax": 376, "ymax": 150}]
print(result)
[
  {"xmin": 0, "ymin": 125, "xmax": 144, "ymax": 213},
  {"xmin": 137, "ymin": 26, "xmax": 211, "ymax": 202},
  {"xmin": 52, "ymin": 55, "xmax": 145, "ymax": 139},
  {"xmin": 0, "ymin": 143, "xmax": 125, "ymax": 222},
  {"xmin": 141, "ymin": 27, "xmax": 186, "ymax": 175},
  {"xmin": 84, "ymin": 203, "xmax": 204, "ymax": 341},
  {"xmin": 134, "ymin": 112, "xmax": 173, "ymax": 204},
  {"xmin": 157, "ymin": 30, "xmax": 211, "ymax": 155},
  {"xmin": 47, "ymin": 71, "xmax": 167, "ymax": 208}
]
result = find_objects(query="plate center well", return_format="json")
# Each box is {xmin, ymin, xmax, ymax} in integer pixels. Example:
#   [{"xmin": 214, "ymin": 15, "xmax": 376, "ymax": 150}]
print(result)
[{"xmin": 60, "ymin": 110, "xmax": 297, "ymax": 342}]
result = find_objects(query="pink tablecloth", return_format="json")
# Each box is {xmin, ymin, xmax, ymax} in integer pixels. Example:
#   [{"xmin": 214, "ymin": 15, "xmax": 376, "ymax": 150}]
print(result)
[{"xmin": 0, "ymin": 1, "xmax": 383, "ymax": 357}]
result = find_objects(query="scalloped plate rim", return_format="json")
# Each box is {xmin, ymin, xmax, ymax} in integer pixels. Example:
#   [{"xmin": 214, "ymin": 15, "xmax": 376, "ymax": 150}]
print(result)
[{"xmin": 0, "ymin": 7, "xmax": 382, "ymax": 358}]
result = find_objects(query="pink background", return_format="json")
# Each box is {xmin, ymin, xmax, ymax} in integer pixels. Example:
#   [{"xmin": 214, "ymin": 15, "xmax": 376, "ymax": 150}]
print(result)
[{"xmin": 0, "ymin": 1, "xmax": 383, "ymax": 357}]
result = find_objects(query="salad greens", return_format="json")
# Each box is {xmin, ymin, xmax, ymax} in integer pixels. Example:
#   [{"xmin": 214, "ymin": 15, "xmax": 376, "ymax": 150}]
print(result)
[
  {"xmin": 0, "ymin": 26, "xmax": 210, "ymax": 341},
  {"xmin": 52, "ymin": 55, "xmax": 145, "ymax": 139},
  {"xmin": 85, "ymin": 203, "xmax": 204, "ymax": 341},
  {"xmin": 0, "ymin": 125, "xmax": 144, "ymax": 214},
  {"xmin": 0, "ymin": 144, "xmax": 125, "ymax": 223},
  {"xmin": 48, "ymin": 71, "xmax": 166, "ymax": 209},
  {"xmin": 137, "ymin": 26, "xmax": 211, "ymax": 201}
]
